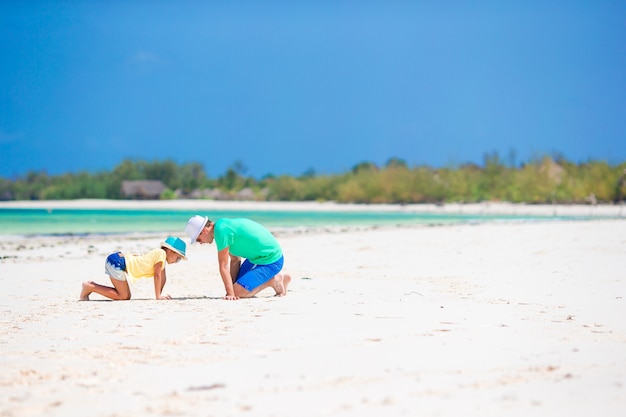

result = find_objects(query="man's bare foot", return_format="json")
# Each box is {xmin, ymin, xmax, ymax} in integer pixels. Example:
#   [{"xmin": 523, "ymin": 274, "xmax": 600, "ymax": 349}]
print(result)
[
  {"xmin": 273, "ymin": 273, "xmax": 292, "ymax": 297},
  {"xmin": 80, "ymin": 281, "xmax": 95, "ymax": 301}
]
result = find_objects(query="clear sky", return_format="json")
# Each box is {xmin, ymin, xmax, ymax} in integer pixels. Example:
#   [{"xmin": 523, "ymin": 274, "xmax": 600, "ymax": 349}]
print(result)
[{"xmin": 1, "ymin": 1, "xmax": 625, "ymax": 179}]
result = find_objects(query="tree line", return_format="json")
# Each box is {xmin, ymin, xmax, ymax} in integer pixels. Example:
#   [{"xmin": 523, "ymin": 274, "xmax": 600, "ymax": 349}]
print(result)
[{"xmin": 1, "ymin": 154, "xmax": 625, "ymax": 204}]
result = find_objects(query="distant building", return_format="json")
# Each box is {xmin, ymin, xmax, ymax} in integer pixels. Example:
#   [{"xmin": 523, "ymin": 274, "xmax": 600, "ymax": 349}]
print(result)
[
  {"xmin": 187, "ymin": 188, "xmax": 224, "ymax": 200},
  {"xmin": 236, "ymin": 188, "xmax": 256, "ymax": 200},
  {"xmin": 121, "ymin": 180, "xmax": 166, "ymax": 200}
]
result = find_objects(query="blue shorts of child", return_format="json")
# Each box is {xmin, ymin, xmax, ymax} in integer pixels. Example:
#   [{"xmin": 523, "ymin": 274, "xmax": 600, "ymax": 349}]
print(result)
[{"xmin": 104, "ymin": 252, "xmax": 128, "ymax": 281}]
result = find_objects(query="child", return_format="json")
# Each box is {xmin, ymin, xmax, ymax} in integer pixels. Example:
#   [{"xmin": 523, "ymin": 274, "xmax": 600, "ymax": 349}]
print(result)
[{"xmin": 80, "ymin": 236, "xmax": 187, "ymax": 301}]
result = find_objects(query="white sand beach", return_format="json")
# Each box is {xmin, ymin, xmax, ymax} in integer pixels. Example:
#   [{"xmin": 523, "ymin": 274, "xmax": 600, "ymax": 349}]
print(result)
[{"xmin": 1, "ymin": 201, "xmax": 625, "ymax": 416}]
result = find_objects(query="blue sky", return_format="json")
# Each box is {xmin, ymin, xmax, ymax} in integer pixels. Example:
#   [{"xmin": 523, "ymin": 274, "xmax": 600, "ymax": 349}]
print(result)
[{"xmin": 1, "ymin": 1, "xmax": 625, "ymax": 179}]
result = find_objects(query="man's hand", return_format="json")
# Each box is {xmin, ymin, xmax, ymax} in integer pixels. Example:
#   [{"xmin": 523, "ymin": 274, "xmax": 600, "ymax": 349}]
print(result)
[
  {"xmin": 157, "ymin": 294, "xmax": 172, "ymax": 300},
  {"xmin": 224, "ymin": 294, "xmax": 239, "ymax": 300}
]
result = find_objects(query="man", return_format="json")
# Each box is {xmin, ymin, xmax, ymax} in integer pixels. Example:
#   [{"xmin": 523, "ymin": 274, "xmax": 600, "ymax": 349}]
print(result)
[{"xmin": 185, "ymin": 215, "xmax": 291, "ymax": 300}]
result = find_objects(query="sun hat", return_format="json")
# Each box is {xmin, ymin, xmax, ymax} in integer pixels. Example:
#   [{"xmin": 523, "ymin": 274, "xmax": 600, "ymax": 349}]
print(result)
[
  {"xmin": 185, "ymin": 215, "xmax": 208, "ymax": 244},
  {"xmin": 161, "ymin": 236, "xmax": 187, "ymax": 259}
]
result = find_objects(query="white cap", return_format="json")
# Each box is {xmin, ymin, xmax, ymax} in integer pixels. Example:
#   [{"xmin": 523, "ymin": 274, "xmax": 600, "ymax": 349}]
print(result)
[{"xmin": 185, "ymin": 215, "xmax": 208, "ymax": 244}]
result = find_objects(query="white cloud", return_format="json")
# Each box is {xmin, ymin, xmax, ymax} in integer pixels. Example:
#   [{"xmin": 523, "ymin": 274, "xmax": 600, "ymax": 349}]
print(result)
[
  {"xmin": 0, "ymin": 130, "xmax": 21, "ymax": 144},
  {"xmin": 129, "ymin": 51, "xmax": 160, "ymax": 64}
]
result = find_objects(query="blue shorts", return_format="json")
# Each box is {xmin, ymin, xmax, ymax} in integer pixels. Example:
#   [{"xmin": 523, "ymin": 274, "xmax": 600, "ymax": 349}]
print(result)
[
  {"xmin": 105, "ymin": 252, "xmax": 127, "ymax": 281},
  {"xmin": 235, "ymin": 256, "xmax": 284, "ymax": 292}
]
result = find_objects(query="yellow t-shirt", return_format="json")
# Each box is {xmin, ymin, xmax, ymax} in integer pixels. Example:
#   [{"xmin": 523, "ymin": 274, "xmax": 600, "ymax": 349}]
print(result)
[{"xmin": 124, "ymin": 248, "xmax": 166, "ymax": 282}]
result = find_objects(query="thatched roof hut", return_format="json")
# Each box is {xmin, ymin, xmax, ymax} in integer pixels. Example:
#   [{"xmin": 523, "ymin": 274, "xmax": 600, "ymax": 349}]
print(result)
[{"xmin": 121, "ymin": 180, "xmax": 166, "ymax": 199}]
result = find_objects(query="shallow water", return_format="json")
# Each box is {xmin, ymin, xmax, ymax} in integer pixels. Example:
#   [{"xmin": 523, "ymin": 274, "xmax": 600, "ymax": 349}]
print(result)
[{"xmin": 0, "ymin": 207, "xmax": 592, "ymax": 237}]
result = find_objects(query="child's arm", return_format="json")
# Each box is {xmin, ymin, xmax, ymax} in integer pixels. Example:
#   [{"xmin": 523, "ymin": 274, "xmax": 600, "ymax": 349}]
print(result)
[{"xmin": 153, "ymin": 261, "xmax": 171, "ymax": 300}]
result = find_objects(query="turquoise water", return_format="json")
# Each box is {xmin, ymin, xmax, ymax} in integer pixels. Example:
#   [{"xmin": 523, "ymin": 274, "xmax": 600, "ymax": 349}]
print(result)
[{"xmin": 0, "ymin": 207, "xmax": 592, "ymax": 237}]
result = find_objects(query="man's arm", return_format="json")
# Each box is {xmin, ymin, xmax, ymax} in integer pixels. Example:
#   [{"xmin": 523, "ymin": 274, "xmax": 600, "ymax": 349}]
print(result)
[
  {"xmin": 229, "ymin": 254, "xmax": 241, "ymax": 283},
  {"xmin": 217, "ymin": 247, "xmax": 238, "ymax": 300}
]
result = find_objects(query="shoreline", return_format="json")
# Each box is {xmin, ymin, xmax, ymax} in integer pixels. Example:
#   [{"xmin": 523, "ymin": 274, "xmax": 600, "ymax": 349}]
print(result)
[{"xmin": 1, "ymin": 198, "xmax": 625, "ymax": 217}]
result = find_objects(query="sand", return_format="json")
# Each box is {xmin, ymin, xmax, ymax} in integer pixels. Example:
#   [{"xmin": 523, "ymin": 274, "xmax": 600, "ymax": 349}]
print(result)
[{"xmin": 1, "ymin": 202, "xmax": 625, "ymax": 416}]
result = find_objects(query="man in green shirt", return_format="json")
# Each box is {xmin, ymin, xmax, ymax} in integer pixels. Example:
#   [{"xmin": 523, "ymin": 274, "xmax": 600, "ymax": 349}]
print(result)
[{"xmin": 185, "ymin": 215, "xmax": 291, "ymax": 300}]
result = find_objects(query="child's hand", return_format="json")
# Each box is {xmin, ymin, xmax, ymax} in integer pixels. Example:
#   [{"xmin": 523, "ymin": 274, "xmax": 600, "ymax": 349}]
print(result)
[{"xmin": 157, "ymin": 294, "xmax": 172, "ymax": 300}]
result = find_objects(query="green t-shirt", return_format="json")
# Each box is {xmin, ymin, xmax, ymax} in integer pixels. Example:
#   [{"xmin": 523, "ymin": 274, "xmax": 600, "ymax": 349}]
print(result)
[{"xmin": 214, "ymin": 218, "xmax": 282, "ymax": 265}]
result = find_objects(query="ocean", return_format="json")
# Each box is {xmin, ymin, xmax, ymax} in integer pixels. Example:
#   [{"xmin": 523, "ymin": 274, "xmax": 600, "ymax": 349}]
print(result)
[{"xmin": 0, "ymin": 206, "xmax": 596, "ymax": 237}]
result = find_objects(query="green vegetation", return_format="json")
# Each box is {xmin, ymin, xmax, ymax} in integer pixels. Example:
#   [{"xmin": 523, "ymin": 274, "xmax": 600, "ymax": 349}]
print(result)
[{"xmin": 1, "ymin": 155, "xmax": 625, "ymax": 204}]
